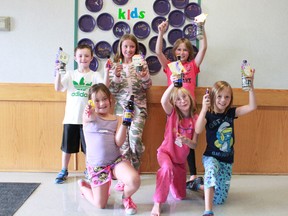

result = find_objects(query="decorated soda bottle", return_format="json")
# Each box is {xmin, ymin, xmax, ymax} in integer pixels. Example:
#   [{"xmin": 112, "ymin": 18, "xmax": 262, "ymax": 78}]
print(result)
[
  {"xmin": 122, "ymin": 95, "xmax": 134, "ymax": 126},
  {"xmin": 54, "ymin": 47, "xmax": 63, "ymax": 76},
  {"xmin": 194, "ymin": 13, "xmax": 208, "ymax": 40},
  {"xmin": 241, "ymin": 60, "xmax": 253, "ymax": 91},
  {"xmin": 173, "ymin": 55, "xmax": 183, "ymax": 87}
]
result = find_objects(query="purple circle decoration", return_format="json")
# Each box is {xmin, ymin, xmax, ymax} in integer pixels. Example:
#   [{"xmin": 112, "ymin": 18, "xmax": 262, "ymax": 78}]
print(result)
[
  {"xmin": 168, "ymin": 29, "xmax": 183, "ymax": 45},
  {"xmin": 153, "ymin": 0, "xmax": 171, "ymax": 16},
  {"xmin": 146, "ymin": 55, "xmax": 161, "ymax": 74},
  {"xmin": 149, "ymin": 36, "xmax": 166, "ymax": 53},
  {"xmin": 85, "ymin": 0, "xmax": 103, "ymax": 13},
  {"xmin": 171, "ymin": 0, "xmax": 189, "ymax": 9},
  {"xmin": 184, "ymin": 2, "xmax": 202, "ymax": 20},
  {"xmin": 168, "ymin": 10, "xmax": 186, "ymax": 27},
  {"xmin": 94, "ymin": 41, "xmax": 112, "ymax": 59},
  {"xmin": 151, "ymin": 16, "xmax": 168, "ymax": 34},
  {"xmin": 112, "ymin": 0, "xmax": 129, "ymax": 6},
  {"xmin": 113, "ymin": 21, "xmax": 131, "ymax": 38},
  {"xmin": 133, "ymin": 21, "xmax": 151, "ymax": 39},
  {"xmin": 96, "ymin": 13, "xmax": 114, "ymax": 31},
  {"xmin": 112, "ymin": 39, "xmax": 119, "ymax": 55},
  {"xmin": 89, "ymin": 56, "xmax": 99, "ymax": 71},
  {"xmin": 183, "ymin": 23, "xmax": 197, "ymax": 41},
  {"xmin": 78, "ymin": 14, "xmax": 96, "ymax": 32}
]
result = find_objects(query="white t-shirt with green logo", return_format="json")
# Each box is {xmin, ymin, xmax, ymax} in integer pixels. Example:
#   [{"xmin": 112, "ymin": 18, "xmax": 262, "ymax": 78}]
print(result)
[{"xmin": 60, "ymin": 69, "xmax": 103, "ymax": 124}]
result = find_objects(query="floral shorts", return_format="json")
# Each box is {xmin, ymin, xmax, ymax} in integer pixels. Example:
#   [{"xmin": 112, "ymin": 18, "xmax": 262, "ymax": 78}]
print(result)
[
  {"xmin": 202, "ymin": 156, "xmax": 233, "ymax": 205},
  {"xmin": 86, "ymin": 156, "xmax": 123, "ymax": 188}
]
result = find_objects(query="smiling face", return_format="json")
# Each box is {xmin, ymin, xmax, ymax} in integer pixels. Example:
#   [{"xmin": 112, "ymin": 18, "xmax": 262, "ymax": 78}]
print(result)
[
  {"xmin": 91, "ymin": 90, "xmax": 111, "ymax": 116},
  {"xmin": 174, "ymin": 90, "xmax": 191, "ymax": 116},
  {"xmin": 214, "ymin": 87, "xmax": 232, "ymax": 113},
  {"xmin": 174, "ymin": 43, "xmax": 190, "ymax": 62},
  {"xmin": 121, "ymin": 39, "xmax": 137, "ymax": 62},
  {"xmin": 74, "ymin": 47, "xmax": 93, "ymax": 70}
]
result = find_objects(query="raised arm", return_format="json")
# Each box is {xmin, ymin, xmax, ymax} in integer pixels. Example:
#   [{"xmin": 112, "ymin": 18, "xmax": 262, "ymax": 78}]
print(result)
[
  {"xmin": 194, "ymin": 24, "xmax": 207, "ymax": 67},
  {"xmin": 236, "ymin": 72, "xmax": 257, "ymax": 117},
  {"xmin": 54, "ymin": 64, "xmax": 66, "ymax": 92},
  {"xmin": 155, "ymin": 20, "xmax": 169, "ymax": 68},
  {"xmin": 161, "ymin": 84, "xmax": 174, "ymax": 115},
  {"xmin": 195, "ymin": 92, "xmax": 210, "ymax": 134}
]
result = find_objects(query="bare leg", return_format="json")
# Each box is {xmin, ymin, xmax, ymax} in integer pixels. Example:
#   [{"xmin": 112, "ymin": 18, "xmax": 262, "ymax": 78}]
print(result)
[
  {"xmin": 204, "ymin": 187, "xmax": 214, "ymax": 212},
  {"xmin": 62, "ymin": 152, "xmax": 71, "ymax": 170},
  {"xmin": 113, "ymin": 161, "xmax": 140, "ymax": 198},
  {"xmin": 78, "ymin": 179, "xmax": 110, "ymax": 208},
  {"xmin": 151, "ymin": 202, "xmax": 161, "ymax": 216}
]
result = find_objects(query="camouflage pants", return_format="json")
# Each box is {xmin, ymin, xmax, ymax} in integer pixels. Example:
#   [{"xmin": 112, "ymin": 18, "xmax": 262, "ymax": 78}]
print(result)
[{"xmin": 120, "ymin": 111, "xmax": 146, "ymax": 170}]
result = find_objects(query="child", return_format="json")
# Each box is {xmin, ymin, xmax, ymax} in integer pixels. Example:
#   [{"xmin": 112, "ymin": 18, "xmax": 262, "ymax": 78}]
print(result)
[
  {"xmin": 54, "ymin": 44, "xmax": 103, "ymax": 184},
  {"xmin": 156, "ymin": 20, "xmax": 207, "ymax": 184},
  {"xmin": 195, "ymin": 77, "xmax": 257, "ymax": 216},
  {"xmin": 78, "ymin": 83, "xmax": 140, "ymax": 215},
  {"xmin": 106, "ymin": 34, "xmax": 152, "ymax": 191},
  {"xmin": 151, "ymin": 81, "xmax": 199, "ymax": 216}
]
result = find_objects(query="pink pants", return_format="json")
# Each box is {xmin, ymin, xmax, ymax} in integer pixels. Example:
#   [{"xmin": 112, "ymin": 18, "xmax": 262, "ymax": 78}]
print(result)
[{"xmin": 153, "ymin": 151, "xmax": 187, "ymax": 203}]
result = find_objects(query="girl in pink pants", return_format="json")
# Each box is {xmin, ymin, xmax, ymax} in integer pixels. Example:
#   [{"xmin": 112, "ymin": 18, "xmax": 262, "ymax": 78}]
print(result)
[{"xmin": 151, "ymin": 81, "xmax": 199, "ymax": 216}]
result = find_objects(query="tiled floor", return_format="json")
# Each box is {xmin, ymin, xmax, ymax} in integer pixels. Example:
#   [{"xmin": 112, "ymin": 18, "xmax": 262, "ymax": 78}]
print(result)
[{"xmin": 0, "ymin": 172, "xmax": 287, "ymax": 216}]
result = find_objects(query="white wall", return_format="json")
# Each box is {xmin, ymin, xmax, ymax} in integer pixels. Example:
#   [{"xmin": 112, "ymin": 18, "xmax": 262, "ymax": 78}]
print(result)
[{"xmin": 0, "ymin": 0, "xmax": 287, "ymax": 89}]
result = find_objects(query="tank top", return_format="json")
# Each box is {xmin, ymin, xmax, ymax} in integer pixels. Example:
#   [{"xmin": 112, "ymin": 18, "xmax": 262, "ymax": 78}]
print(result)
[{"xmin": 84, "ymin": 116, "xmax": 121, "ymax": 167}]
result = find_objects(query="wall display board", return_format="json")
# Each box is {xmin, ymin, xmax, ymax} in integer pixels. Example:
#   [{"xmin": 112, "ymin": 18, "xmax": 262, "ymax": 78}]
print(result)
[{"xmin": 76, "ymin": 0, "xmax": 201, "ymax": 84}]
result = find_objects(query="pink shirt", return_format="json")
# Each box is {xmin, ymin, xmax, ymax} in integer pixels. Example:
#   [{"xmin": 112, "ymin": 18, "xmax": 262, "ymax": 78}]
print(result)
[
  {"xmin": 164, "ymin": 60, "xmax": 199, "ymax": 99},
  {"xmin": 157, "ymin": 109, "xmax": 198, "ymax": 164}
]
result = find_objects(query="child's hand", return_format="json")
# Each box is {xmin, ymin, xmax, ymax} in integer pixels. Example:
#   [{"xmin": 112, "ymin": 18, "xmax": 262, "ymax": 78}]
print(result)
[
  {"xmin": 138, "ymin": 61, "xmax": 149, "ymax": 78},
  {"xmin": 114, "ymin": 63, "xmax": 123, "ymax": 77},
  {"xmin": 158, "ymin": 20, "xmax": 169, "ymax": 34},
  {"xmin": 170, "ymin": 74, "xmax": 179, "ymax": 83},
  {"xmin": 202, "ymin": 90, "xmax": 210, "ymax": 110},
  {"xmin": 175, "ymin": 133, "xmax": 190, "ymax": 147},
  {"xmin": 86, "ymin": 100, "xmax": 95, "ymax": 117}
]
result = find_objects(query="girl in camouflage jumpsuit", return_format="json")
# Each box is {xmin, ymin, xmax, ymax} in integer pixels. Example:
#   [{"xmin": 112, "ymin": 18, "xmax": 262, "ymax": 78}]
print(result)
[{"xmin": 106, "ymin": 34, "xmax": 152, "ymax": 189}]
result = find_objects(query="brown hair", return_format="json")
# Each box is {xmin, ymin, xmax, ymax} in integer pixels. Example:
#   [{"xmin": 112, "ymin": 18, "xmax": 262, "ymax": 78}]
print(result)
[
  {"xmin": 209, "ymin": 81, "xmax": 234, "ymax": 114},
  {"xmin": 172, "ymin": 38, "xmax": 195, "ymax": 61},
  {"xmin": 88, "ymin": 83, "xmax": 112, "ymax": 106},
  {"xmin": 170, "ymin": 87, "xmax": 197, "ymax": 120},
  {"xmin": 114, "ymin": 34, "xmax": 139, "ymax": 62},
  {"xmin": 74, "ymin": 44, "xmax": 93, "ymax": 57}
]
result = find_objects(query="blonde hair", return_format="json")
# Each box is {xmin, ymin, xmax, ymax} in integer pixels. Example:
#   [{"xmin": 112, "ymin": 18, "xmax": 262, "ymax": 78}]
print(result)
[
  {"xmin": 172, "ymin": 38, "xmax": 195, "ymax": 61},
  {"xmin": 114, "ymin": 34, "xmax": 139, "ymax": 62},
  {"xmin": 209, "ymin": 81, "xmax": 233, "ymax": 114},
  {"xmin": 170, "ymin": 87, "xmax": 197, "ymax": 120}
]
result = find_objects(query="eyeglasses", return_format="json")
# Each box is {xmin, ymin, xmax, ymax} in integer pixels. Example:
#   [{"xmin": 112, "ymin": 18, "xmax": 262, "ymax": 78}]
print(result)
[{"xmin": 178, "ymin": 126, "xmax": 193, "ymax": 135}]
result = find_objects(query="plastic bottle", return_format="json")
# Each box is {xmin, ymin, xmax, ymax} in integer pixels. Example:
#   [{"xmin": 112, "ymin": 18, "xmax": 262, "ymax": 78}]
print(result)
[
  {"xmin": 196, "ymin": 23, "xmax": 204, "ymax": 40},
  {"xmin": 54, "ymin": 47, "xmax": 63, "ymax": 76},
  {"xmin": 58, "ymin": 47, "xmax": 67, "ymax": 74},
  {"xmin": 122, "ymin": 95, "xmax": 134, "ymax": 126},
  {"xmin": 173, "ymin": 55, "xmax": 183, "ymax": 88},
  {"xmin": 241, "ymin": 60, "xmax": 253, "ymax": 91}
]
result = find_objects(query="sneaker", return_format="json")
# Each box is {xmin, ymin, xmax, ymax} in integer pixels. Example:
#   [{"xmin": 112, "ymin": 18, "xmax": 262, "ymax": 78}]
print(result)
[
  {"xmin": 114, "ymin": 181, "xmax": 125, "ymax": 191},
  {"xmin": 55, "ymin": 169, "xmax": 68, "ymax": 184},
  {"xmin": 123, "ymin": 197, "xmax": 137, "ymax": 215},
  {"xmin": 186, "ymin": 176, "xmax": 203, "ymax": 191}
]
